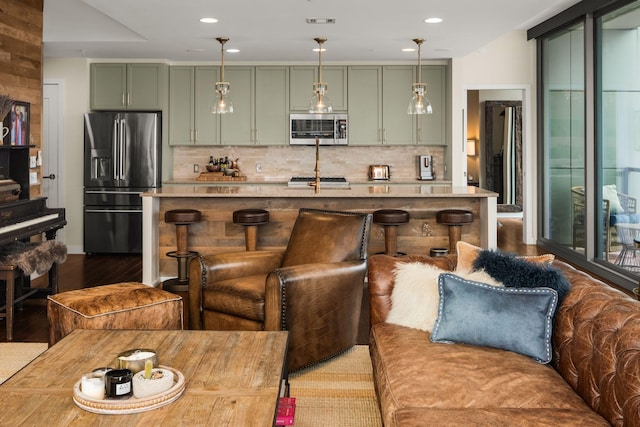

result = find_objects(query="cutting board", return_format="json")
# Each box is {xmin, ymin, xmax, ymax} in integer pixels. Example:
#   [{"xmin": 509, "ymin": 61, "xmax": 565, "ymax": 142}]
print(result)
[{"xmin": 196, "ymin": 172, "xmax": 247, "ymax": 182}]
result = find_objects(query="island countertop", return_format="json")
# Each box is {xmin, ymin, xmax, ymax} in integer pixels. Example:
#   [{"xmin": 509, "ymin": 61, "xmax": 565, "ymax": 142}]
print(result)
[{"xmin": 142, "ymin": 183, "xmax": 497, "ymax": 198}]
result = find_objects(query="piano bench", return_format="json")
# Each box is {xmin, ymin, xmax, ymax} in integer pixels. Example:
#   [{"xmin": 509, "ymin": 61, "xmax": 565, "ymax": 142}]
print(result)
[
  {"xmin": 1, "ymin": 240, "xmax": 67, "ymax": 342},
  {"xmin": 47, "ymin": 282, "xmax": 184, "ymax": 346}
]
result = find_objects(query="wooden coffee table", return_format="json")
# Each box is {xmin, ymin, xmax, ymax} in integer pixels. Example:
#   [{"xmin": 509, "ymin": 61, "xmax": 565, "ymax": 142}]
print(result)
[{"xmin": 0, "ymin": 329, "xmax": 289, "ymax": 425}]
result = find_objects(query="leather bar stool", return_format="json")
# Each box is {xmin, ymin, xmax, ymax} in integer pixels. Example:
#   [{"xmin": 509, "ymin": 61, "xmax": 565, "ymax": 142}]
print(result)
[
  {"xmin": 233, "ymin": 209, "xmax": 269, "ymax": 251},
  {"xmin": 163, "ymin": 209, "xmax": 202, "ymax": 292},
  {"xmin": 373, "ymin": 209, "xmax": 410, "ymax": 256},
  {"xmin": 436, "ymin": 209, "xmax": 473, "ymax": 254}
]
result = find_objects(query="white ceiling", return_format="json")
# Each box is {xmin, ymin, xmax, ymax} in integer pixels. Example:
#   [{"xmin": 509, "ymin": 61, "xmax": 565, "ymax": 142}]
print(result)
[{"xmin": 43, "ymin": 0, "xmax": 582, "ymax": 63}]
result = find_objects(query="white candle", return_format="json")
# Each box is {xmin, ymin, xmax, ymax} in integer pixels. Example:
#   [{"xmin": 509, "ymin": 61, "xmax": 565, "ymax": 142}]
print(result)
[{"xmin": 81, "ymin": 374, "xmax": 105, "ymax": 400}]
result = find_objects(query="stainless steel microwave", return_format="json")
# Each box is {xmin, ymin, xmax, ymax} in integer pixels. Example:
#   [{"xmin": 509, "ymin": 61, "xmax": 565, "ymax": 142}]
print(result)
[{"xmin": 290, "ymin": 113, "xmax": 348, "ymax": 146}]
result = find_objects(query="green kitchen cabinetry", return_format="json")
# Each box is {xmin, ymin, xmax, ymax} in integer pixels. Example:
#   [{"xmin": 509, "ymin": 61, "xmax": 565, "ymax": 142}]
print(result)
[
  {"xmin": 290, "ymin": 66, "xmax": 347, "ymax": 112},
  {"xmin": 254, "ymin": 66, "xmax": 290, "ymax": 145},
  {"xmin": 170, "ymin": 66, "xmax": 289, "ymax": 146},
  {"xmin": 416, "ymin": 66, "xmax": 446, "ymax": 145},
  {"xmin": 220, "ymin": 66, "xmax": 255, "ymax": 145},
  {"xmin": 90, "ymin": 63, "xmax": 167, "ymax": 110},
  {"xmin": 348, "ymin": 66, "xmax": 415, "ymax": 145},
  {"xmin": 169, "ymin": 66, "xmax": 219, "ymax": 145}
]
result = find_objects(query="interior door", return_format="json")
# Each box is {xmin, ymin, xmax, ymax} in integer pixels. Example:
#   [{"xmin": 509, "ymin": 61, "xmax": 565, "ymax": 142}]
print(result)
[{"xmin": 43, "ymin": 83, "xmax": 62, "ymax": 209}]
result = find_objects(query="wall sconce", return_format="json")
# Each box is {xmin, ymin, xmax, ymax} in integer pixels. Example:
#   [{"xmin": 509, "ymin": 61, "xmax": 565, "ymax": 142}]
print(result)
[{"xmin": 467, "ymin": 139, "xmax": 476, "ymax": 156}]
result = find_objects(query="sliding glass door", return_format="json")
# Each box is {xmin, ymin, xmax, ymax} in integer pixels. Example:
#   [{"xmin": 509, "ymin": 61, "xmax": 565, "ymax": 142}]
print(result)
[
  {"xmin": 597, "ymin": 2, "xmax": 640, "ymax": 273},
  {"xmin": 536, "ymin": 0, "xmax": 640, "ymax": 289}
]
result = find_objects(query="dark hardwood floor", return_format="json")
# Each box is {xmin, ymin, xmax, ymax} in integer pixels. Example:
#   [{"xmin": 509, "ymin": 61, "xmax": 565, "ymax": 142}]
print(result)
[{"xmin": 0, "ymin": 219, "xmax": 550, "ymax": 343}]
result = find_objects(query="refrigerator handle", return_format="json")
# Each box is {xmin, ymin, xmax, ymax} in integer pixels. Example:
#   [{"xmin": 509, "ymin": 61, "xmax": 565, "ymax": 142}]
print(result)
[
  {"xmin": 119, "ymin": 118, "xmax": 126, "ymax": 180},
  {"xmin": 112, "ymin": 119, "xmax": 119, "ymax": 180}
]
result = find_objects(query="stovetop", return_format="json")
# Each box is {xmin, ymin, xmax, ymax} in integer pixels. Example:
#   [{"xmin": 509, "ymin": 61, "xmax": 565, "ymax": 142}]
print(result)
[{"xmin": 288, "ymin": 176, "xmax": 350, "ymax": 188}]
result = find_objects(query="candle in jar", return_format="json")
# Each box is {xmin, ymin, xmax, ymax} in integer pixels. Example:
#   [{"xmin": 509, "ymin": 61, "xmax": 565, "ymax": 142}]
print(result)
[{"xmin": 81, "ymin": 374, "xmax": 105, "ymax": 400}]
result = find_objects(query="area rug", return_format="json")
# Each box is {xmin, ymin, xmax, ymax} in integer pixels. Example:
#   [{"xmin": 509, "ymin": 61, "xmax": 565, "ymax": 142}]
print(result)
[
  {"xmin": 0, "ymin": 342, "xmax": 48, "ymax": 384},
  {"xmin": 289, "ymin": 345, "xmax": 382, "ymax": 426}
]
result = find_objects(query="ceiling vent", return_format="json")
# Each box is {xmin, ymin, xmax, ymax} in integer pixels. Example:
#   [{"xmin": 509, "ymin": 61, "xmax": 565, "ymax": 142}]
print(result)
[{"xmin": 306, "ymin": 18, "xmax": 336, "ymax": 24}]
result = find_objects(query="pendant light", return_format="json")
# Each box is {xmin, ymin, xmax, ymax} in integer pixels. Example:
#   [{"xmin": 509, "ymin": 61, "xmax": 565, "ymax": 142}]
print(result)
[
  {"xmin": 308, "ymin": 37, "xmax": 333, "ymax": 114},
  {"xmin": 407, "ymin": 38, "xmax": 432, "ymax": 115},
  {"xmin": 211, "ymin": 37, "xmax": 233, "ymax": 114}
]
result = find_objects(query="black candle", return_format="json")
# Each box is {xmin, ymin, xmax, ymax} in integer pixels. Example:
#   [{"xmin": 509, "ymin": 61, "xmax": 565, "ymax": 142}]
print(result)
[{"xmin": 104, "ymin": 368, "xmax": 133, "ymax": 398}]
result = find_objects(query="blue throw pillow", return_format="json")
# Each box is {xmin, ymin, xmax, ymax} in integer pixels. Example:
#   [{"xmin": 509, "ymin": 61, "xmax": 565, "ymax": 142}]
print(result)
[
  {"xmin": 430, "ymin": 274, "xmax": 558, "ymax": 363},
  {"xmin": 472, "ymin": 249, "xmax": 571, "ymax": 304}
]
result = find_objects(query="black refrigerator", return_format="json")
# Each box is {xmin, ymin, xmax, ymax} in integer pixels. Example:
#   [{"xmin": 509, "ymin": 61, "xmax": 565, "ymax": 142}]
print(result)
[{"xmin": 83, "ymin": 112, "xmax": 161, "ymax": 253}]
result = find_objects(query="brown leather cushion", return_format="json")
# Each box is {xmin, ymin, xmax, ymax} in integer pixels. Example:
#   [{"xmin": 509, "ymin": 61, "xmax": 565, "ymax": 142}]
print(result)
[
  {"xmin": 436, "ymin": 209, "xmax": 473, "ymax": 225},
  {"xmin": 165, "ymin": 209, "xmax": 202, "ymax": 224},
  {"xmin": 233, "ymin": 209, "xmax": 269, "ymax": 225},
  {"xmin": 202, "ymin": 274, "xmax": 266, "ymax": 321},
  {"xmin": 373, "ymin": 209, "xmax": 410, "ymax": 225},
  {"xmin": 370, "ymin": 322, "xmax": 607, "ymax": 427}
]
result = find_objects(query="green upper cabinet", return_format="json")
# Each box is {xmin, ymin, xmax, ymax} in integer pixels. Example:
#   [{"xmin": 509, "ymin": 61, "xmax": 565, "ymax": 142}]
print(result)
[
  {"xmin": 416, "ymin": 66, "xmax": 446, "ymax": 145},
  {"xmin": 347, "ymin": 66, "xmax": 383, "ymax": 145},
  {"xmin": 220, "ymin": 66, "xmax": 255, "ymax": 145},
  {"xmin": 255, "ymin": 66, "xmax": 289, "ymax": 145},
  {"xmin": 290, "ymin": 66, "xmax": 347, "ymax": 112},
  {"xmin": 91, "ymin": 63, "xmax": 166, "ymax": 110},
  {"xmin": 381, "ymin": 66, "xmax": 416, "ymax": 145},
  {"xmin": 347, "ymin": 66, "xmax": 415, "ymax": 145},
  {"xmin": 169, "ymin": 66, "xmax": 219, "ymax": 145}
]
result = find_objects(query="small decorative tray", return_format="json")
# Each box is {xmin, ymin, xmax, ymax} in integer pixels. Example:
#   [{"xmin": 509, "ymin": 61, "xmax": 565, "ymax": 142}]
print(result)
[{"xmin": 73, "ymin": 366, "xmax": 185, "ymax": 414}]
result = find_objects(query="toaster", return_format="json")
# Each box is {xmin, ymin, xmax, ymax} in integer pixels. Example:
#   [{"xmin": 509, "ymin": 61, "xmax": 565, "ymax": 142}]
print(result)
[{"xmin": 368, "ymin": 165, "xmax": 390, "ymax": 181}]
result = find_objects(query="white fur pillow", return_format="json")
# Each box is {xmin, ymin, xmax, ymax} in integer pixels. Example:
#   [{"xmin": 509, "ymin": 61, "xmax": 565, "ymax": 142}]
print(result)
[{"xmin": 386, "ymin": 262, "xmax": 504, "ymax": 332}]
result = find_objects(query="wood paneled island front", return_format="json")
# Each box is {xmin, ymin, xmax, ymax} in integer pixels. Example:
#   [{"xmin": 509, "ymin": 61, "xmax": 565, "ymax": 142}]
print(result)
[{"xmin": 141, "ymin": 183, "xmax": 497, "ymax": 285}]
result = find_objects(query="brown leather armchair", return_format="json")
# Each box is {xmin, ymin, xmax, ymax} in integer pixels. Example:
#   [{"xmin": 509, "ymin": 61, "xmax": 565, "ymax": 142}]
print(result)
[{"xmin": 189, "ymin": 208, "xmax": 372, "ymax": 372}]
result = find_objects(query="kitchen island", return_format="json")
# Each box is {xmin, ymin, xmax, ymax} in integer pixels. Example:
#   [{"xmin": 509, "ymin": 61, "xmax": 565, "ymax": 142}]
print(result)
[{"xmin": 141, "ymin": 183, "xmax": 497, "ymax": 285}]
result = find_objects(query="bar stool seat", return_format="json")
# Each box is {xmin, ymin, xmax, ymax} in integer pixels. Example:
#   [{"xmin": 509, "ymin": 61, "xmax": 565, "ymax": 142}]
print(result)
[
  {"xmin": 436, "ymin": 209, "xmax": 473, "ymax": 254},
  {"xmin": 373, "ymin": 209, "xmax": 410, "ymax": 256},
  {"xmin": 233, "ymin": 209, "xmax": 269, "ymax": 251},
  {"xmin": 163, "ymin": 209, "xmax": 201, "ymax": 292}
]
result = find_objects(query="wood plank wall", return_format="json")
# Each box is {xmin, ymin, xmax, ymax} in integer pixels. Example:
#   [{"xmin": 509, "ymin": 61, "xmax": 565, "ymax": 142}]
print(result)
[{"xmin": 0, "ymin": 0, "xmax": 44, "ymax": 197}]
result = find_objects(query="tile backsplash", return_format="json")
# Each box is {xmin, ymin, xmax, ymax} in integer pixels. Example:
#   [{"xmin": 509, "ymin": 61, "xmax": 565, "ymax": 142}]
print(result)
[{"xmin": 172, "ymin": 145, "xmax": 446, "ymax": 182}]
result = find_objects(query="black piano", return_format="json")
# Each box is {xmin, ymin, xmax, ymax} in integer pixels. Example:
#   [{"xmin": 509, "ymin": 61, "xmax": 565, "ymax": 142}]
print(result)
[{"xmin": 0, "ymin": 197, "xmax": 67, "ymax": 295}]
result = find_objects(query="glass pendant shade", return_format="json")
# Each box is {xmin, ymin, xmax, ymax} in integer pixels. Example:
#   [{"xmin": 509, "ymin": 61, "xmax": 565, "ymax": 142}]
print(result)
[
  {"xmin": 407, "ymin": 83, "xmax": 432, "ymax": 115},
  {"xmin": 211, "ymin": 82, "xmax": 233, "ymax": 114},
  {"xmin": 212, "ymin": 37, "xmax": 233, "ymax": 115},
  {"xmin": 309, "ymin": 82, "xmax": 333, "ymax": 113}
]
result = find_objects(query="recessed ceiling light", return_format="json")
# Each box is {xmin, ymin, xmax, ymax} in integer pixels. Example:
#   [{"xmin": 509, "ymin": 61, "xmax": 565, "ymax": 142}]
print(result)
[
  {"xmin": 425, "ymin": 17, "xmax": 443, "ymax": 24},
  {"xmin": 226, "ymin": 48, "xmax": 240, "ymax": 53},
  {"xmin": 200, "ymin": 17, "xmax": 218, "ymax": 24},
  {"xmin": 402, "ymin": 48, "xmax": 416, "ymax": 52},
  {"xmin": 312, "ymin": 48, "xmax": 326, "ymax": 52}
]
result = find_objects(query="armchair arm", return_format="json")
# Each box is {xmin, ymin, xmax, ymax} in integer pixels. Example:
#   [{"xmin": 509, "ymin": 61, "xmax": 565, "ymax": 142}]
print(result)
[
  {"xmin": 264, "ymin": 259, "xmax": 367, "ymax": 371},
  {"xmin": 188, "ymin": 250, "xmax": 284, "ymax": 329}
]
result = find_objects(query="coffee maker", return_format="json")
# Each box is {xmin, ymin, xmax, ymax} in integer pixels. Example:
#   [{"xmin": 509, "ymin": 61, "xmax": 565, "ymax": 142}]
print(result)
[{"xmin": 418, "ymin": 155, "xmax": 434, "ymax": 180}]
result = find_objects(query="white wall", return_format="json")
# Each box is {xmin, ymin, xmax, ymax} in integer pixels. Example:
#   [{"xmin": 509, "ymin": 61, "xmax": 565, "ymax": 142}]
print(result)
[
  {"xmin": 450, "ymin": 30, "xmax": 538, "ymax": 243},
  {"xmin": 43, "ymin": 58, "xmax": 90, "ymax": 254}
]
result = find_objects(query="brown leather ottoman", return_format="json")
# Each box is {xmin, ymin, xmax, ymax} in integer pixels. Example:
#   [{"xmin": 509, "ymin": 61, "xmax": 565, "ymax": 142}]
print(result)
[{"xmin": 47, "ymin": 282, "xmax": 183, "ymax": 346}]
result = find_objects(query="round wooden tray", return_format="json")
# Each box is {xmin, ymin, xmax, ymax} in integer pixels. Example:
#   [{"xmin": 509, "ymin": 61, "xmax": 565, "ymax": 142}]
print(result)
[{"xmin": 73, "ymin": 366, "xmax": 185, "ymax": 414}]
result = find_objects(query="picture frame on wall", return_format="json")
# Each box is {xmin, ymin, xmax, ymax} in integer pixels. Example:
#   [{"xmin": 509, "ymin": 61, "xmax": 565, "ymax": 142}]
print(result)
[{"xmin": 2, "ymin": 101, "xmax": 30, "ymax": 146}]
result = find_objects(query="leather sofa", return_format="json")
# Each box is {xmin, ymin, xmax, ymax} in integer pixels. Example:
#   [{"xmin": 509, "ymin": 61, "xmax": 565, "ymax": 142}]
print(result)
[{"xmin": 367, "ymin": 254, "xmax": 640, "ymax": 426}]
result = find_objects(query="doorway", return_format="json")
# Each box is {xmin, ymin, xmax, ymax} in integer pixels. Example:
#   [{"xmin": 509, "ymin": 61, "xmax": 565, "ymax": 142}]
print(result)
[{"xmin": 484, "ymin": 100, "xmax": 523, "ymax": 212}]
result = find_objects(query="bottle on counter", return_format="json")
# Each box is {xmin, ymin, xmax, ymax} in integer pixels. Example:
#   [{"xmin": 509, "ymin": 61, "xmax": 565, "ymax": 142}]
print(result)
[{"xmin": 208, "ymin": 156, "xmax": 214, "ymax": 166}]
